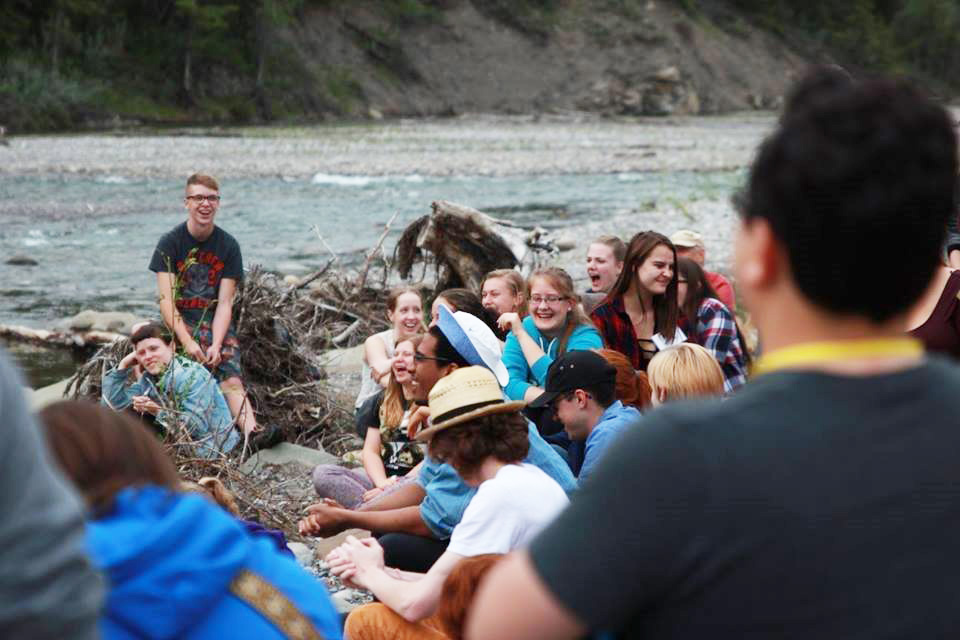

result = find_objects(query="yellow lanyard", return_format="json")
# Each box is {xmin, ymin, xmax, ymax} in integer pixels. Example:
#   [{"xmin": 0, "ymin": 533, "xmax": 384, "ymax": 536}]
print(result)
[{"xmin": 752, "ymin": 337, "xmax": 924, "ymax": 377}]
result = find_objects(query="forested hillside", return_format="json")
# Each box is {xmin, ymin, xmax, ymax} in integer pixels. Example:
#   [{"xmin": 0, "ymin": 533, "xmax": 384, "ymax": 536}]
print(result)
[{"xmin": 1, "ymin": 0, "xmax": 957, "ymax": 132}]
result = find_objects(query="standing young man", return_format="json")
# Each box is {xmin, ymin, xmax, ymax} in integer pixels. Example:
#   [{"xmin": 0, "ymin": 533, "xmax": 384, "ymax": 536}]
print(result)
[
  {"xmin": 149, "ymin": 173, "xmax": 257, "ymax": 436},
  {"xmin": 469, "ymin": 77, "xmax": 960, "ymax": 638}
]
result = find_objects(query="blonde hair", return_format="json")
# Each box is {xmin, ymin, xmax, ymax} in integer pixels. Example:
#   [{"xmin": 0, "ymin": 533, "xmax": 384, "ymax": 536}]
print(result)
[
  {"xmin": 483, "ymin": 269, "xmax": 528, "ymax": 316},
  {"xmin": 647, "ymin": 343, "xmax": 724, "ymax": 401},
  {"xmin": 181, "ymin": 476, "xmax": 240, "ymax": 517}
]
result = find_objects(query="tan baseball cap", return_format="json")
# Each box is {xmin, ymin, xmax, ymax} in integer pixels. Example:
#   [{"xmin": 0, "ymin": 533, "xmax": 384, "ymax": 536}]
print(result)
[{"xmin": 670, "ymin": 229, "xmax": 704, "ymax": 249}]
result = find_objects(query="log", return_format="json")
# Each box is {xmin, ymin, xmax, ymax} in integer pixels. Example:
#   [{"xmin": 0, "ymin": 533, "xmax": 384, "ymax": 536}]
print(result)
[
  {"xmin": 0, "ymin": 324, "xmax": 125, "ymax": 350},
  {"xmin": 395, "ymin": 200, "xmax": 554, "ymax": 292}
]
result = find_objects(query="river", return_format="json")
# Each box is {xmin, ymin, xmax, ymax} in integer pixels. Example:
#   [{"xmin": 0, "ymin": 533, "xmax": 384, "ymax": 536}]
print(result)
[{"xmin": 0, "ymin": 112, "xmax": 775, "ymax": 385}]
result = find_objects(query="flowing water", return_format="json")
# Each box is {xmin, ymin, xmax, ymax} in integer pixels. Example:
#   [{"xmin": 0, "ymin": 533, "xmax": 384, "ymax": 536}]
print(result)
[{"xmin": 0, "ymin": 114, "xmax": 773, "ymax": 385}]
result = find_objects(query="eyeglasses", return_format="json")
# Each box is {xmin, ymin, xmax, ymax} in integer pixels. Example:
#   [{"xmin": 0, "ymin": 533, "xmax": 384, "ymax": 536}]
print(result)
[
  {"xmin": 530, "ymin": 295, "xmax": 567, "ymax": 306},
  {"xmin": 185, "ymin": 195, "xmax": 221, "ymax": 204},
  {"xmin": 550, "ymin": 390, "xmax": 590, "ymax": 414},
  {"xmin": 414, "ymin": 352, "xmax": 452, "ymax": 364}
]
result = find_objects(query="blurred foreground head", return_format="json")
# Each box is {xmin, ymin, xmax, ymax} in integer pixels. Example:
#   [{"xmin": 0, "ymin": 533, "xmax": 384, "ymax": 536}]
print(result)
[
  {"xmin": 736, "ymin": 73, "xmax": 958, "ymax": 323},
  {"xmin": 39, "ymin": 400, "xmax": 180, "ymax": 513}
]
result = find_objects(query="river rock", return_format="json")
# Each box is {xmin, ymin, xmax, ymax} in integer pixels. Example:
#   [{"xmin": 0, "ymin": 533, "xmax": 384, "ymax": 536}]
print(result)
[
  {"xmin": 580, "ymin": 67, "xmax": 700, "ymax": 117},
  {"xmin": 240, "ymin": 441, "xmax": 339, "ymax": 474},
  {"xmin": 642, "ymin": 66, "xmax": 700, "ymax": 116},
  {"xmin": 57, "ymin": 310, "xmax": 142, "ymax": 334},
  {"xmin": 287, "ymin": 541, "xmax": 314, "ymax": 568},
  {"xmin": 6, "ymin": 255, "xmax": 38, "ymax": 266}
]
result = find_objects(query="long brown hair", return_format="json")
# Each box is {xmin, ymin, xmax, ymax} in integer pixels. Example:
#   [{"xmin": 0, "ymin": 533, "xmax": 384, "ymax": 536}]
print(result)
[
  {"xmin": 677, "ymin": 258, "xmax": 752, "ymax": 366},
  {"xmin": 436, "ymin": 554, "xmax": 503, "ymax": 639},
  {"xmin": 606, "ymin": 231, "xmax": 680, "ymax": 341},
  {"xmin": 380, "ymin": 335, "xmax": 422, "ymax": 428},
  {"xmin": 676, "ymin": 257, "xmax": 719, "ymax": 339},
  {"xmin": 528, "ymin": 267, "xmax": 594, "ymax": 357},
  {"xmin": 39, "ymin": 400, "xmax": 180, "ymax": 514}
]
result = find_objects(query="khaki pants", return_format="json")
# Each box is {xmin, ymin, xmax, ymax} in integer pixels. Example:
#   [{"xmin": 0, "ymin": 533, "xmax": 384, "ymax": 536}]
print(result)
[{"xmin": 345, "ymin": 603, "xmax": 448, "ymax": 640}]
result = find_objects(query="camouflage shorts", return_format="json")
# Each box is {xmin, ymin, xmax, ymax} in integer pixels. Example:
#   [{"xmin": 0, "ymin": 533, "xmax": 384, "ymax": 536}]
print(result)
[{"xmin": 186, "ymin": 323, "xmax": 244, "ymax": 382}]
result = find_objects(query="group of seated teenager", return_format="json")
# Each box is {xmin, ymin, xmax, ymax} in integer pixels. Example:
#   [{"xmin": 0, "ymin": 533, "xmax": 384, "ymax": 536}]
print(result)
[{"xmin": 58, "ymin": 67, "xmax": 960, "ymax": 639}]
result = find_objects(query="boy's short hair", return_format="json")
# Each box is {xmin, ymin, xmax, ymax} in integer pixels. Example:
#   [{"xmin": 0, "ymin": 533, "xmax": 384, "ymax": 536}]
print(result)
[
  {"xmin": 130, "ymin": 322, "xmax": 172, "ymax": 346},
  {"xmin": 647, "ymin": 344, "xmax": 724, "ymax": 401},
  {"xmin": 186, "ymin": 173, "xmax": 219, "ymax": 192},
  {"xmin": 742, "ymin": 76, "xmax": 958, "ymax": 323}
]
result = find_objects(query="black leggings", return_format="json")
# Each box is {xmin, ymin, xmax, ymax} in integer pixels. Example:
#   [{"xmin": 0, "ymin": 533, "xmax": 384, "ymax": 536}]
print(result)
[{"xmin": 378, "ymin": 532, "xmax": 449, "ymax": 572}]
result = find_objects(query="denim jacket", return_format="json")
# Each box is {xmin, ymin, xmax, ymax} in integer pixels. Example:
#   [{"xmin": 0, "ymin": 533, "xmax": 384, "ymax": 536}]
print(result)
[{"xmin": 102, "ymin": 355, "xmax": 238, "ymax": 458}]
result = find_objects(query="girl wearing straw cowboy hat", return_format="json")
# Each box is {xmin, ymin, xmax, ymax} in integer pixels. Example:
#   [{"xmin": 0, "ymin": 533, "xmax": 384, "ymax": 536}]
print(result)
[{"xmin": 326, "ymin": 366, "xmax": 570, "ymax": 638}]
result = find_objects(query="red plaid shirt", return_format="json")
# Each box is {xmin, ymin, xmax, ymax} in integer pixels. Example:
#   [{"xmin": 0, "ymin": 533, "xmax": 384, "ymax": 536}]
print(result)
[{"xmin": 591, "ymin": 295, "xmax": 648, "ymax": 370}]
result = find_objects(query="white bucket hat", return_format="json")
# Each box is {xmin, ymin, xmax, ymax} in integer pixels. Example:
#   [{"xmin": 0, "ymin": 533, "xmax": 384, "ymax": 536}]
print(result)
[{"xmin": 436, "ymin": 304, "xmax": 510, "ymax": 387}]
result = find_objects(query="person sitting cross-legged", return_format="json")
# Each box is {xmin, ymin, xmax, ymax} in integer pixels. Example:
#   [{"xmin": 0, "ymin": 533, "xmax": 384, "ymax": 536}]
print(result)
[
  {"xmin": 101, "ymin": 322, "xmax": 239, "ymax": 458},
  {"xmin": 297, "ymin": 307, "xmax": 575, "ymax": 574},
  {"xmin": 528, "ymin": 350, "xmax": 642, "ymax": 484},
  {"xmin": 327, "ymin": 366, "xmax": 569, "ymax": 639}
]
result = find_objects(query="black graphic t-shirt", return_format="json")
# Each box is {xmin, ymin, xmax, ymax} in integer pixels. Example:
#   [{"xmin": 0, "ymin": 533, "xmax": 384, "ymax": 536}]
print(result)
[{"xmin": 148, "ymin": 222, "xmax": 243, "ymax": 326}]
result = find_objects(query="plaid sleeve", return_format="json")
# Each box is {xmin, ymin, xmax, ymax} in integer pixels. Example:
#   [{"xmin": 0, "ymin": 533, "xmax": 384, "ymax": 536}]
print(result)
[{"xmin": 697, "ymin": 299, "xmax": 747, "ymax": 392}]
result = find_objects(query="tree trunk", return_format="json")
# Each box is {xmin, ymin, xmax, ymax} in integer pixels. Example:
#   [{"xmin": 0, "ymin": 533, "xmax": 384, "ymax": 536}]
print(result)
[
  {"xmin": 253, "ymin": 1, "xmax": 272, "ymax": 120},
  {"xmin": 50, "ymin": 2, "xmax": 64, "ymax": 77},
  {"xmin": 180, "ymin": 15, "xmax": 195, "ymax": 107}
]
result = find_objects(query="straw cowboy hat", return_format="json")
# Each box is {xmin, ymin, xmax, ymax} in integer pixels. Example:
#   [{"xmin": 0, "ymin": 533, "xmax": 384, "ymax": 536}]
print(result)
[{"xmin": 415, "ymin": 366, "xmax": 526, "ymax": 442}]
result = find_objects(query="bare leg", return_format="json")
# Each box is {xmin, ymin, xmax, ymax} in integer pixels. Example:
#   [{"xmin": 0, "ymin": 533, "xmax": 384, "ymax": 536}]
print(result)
[{"xmin": 220, "ymin": 376, "xmax": 258, "ymax": 435}]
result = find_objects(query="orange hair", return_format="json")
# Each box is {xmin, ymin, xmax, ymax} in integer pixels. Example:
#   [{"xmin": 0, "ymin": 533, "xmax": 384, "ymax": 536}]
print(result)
[
  {"xmin": 596, "ymin": 348, "xmax": 652, "ymax": 410},
  {"xmin": 436, "ymin": 554, "xmax": 503, "ymax": 639}
]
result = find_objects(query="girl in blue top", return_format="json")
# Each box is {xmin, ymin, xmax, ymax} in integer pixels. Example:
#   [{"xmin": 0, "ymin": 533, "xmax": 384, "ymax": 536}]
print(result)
[{"xmin": 498, "ymin": 267, "xmax": 604, "ymax": 402}]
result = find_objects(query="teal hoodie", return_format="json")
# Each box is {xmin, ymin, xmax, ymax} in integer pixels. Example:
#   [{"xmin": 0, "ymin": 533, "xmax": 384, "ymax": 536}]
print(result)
[{"xmin": 503, "ymin": 315, "xmax": 603, "ymax": 401}]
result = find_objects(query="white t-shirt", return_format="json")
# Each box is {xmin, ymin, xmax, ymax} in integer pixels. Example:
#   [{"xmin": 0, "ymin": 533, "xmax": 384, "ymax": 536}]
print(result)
[{"xmin": 447, "ymin": 463, "xmax": 569, "ymax": 557}]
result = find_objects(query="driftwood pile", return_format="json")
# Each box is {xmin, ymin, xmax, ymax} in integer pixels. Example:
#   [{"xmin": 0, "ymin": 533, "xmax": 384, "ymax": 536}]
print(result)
[{"xmin": 396, "ymin": 199, "xmax": 557, "ymax": 292}]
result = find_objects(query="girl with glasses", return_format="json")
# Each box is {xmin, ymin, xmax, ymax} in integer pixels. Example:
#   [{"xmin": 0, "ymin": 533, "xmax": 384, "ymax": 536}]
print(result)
[{"xmin": 498, "ymin": 267, "xmax": 602, "ymax": 403}]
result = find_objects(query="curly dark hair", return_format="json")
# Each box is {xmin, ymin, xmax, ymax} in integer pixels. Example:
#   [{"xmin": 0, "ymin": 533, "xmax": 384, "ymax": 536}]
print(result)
[
  {"xmin": 427, "ymin": 411, "xmax": 530, "ymax": 479},
  {"xmin": 743, "ymin": 76, "xmax": 958, "ymax": 322}
]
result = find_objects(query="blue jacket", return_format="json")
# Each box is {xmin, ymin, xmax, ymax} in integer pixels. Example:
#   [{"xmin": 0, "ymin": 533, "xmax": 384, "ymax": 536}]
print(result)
[
  {"xmin": 579, "ymin": 401, "xmax": 642, "ymax": 484},
  {"xmin": 102, "ymin": 356, "xmax": 238, "ymax": 457},
  {"xmin": 88, "ymin": 487, "xmax": 342, "ymax": 640},
  {"xmin": 418, "ymin": 422, "xmax": 577, "ymax": 538},
  {"xmin": 503, "ymin": 316, "xmax": 604, "ymax": 401}
]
